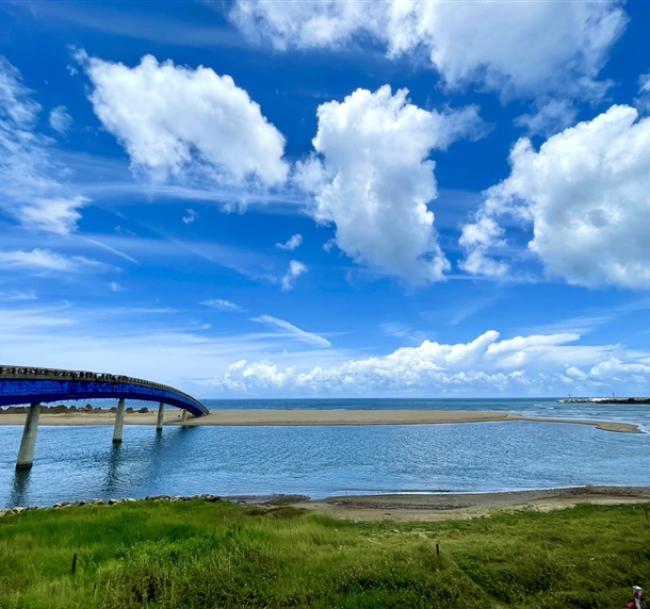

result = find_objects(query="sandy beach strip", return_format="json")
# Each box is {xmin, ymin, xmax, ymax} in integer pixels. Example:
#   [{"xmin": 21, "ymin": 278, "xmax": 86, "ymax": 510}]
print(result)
[{"xmin": 0, "ymin": 408, "xmax": 640, "ymax": 433}]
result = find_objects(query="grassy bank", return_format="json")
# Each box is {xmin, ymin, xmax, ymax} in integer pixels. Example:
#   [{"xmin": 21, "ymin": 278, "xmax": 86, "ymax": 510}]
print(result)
[{"xmin": 1, "ymin": 499, "xmax": 650, "ymax": 608}]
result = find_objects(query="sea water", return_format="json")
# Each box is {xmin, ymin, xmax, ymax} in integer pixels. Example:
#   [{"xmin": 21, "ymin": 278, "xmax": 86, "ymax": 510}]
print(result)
[{"xmin": 1, "ymin": 398, "xmax": 649, "ymax": 508}]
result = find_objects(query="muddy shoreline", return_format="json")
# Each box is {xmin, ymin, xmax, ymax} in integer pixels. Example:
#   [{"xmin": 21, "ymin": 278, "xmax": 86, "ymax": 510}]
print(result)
[
  {"xmin": 4, "ymin": 486, "xmax": 649, "ymax": 523},
  {"xmin": 295, "ymin": 485, "xmax": 650, "ymax": 521}
]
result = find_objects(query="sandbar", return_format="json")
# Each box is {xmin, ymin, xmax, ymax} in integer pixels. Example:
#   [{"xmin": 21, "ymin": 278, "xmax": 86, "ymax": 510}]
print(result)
[{"xmin": 0, "ymin": 408, "xmax": 640, "ymax": 433}]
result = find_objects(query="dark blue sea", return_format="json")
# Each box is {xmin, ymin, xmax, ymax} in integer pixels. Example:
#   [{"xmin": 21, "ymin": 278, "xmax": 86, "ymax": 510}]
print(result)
[{"xmin": 1, "ymin": 398, "xmax": 649, "ymax": 508}]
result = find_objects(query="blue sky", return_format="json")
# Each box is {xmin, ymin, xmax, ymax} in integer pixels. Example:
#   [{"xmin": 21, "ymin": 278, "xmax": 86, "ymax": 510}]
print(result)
[{"xmin": 1, "ymin": 0, "xmax": 650, "ymax": 398}]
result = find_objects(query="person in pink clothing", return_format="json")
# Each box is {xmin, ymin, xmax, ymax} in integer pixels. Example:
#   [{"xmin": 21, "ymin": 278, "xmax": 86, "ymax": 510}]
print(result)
[{"xmin": 626, "ymin": 586, "xmax": 646, "ymax": 609}]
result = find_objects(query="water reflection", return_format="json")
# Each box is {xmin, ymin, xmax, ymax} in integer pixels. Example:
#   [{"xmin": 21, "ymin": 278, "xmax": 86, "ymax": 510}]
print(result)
[
  {"xmin": 102, "ymin": 444, "xmax": 123, "ymax": 497},
  {"xmin": 100, "ymin": 427, "xmax": 199, "ymax": 499},
  {"xmin": 139, "ymin": 428, "xmax": 175, "ymax": 491},
  {"xmin": 10, "ymin": 468, "xmax": 31, "ymax": 507}
]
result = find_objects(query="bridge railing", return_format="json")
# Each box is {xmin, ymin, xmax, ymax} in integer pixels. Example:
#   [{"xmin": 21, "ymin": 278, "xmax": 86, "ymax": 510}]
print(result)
[{"xmin": 0, "ymin": 366, "xmax": 202, "ymax": 408}]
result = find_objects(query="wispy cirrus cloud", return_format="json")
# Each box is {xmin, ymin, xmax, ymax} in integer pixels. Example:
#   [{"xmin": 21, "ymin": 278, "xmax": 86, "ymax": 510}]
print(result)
[
  {"xmin": 21, "ymin": 1, "xmax": 244, "ymax": 49},
  {"xmin": 0, "ymin": 248, "xmax": 110, "ymax": 273},
  {"xmin": 182, "ymin": 208, "xmax": 198, "ymax": 224},
  {"xmin": 202, "ymin": 298, "xmax": 245, "ymax": 313},
  {"xmin": 0, "ymin": 57, "xmax": 88, "ymax": 234},
  {"xmin": 0, "ymin": 289, "xmax": 37, "ymax": 302},
  {"xmin": 80, "ymin": 236, "xmax": 139, "ymax": 265},
  {"xmin": 635, "ymin": 72, "xmax": 650, "ymax": 113},
  {"xmin": 279, "ymin": 260, "xmax": 307, "ymax": 291},
  {"xmin": 275, "ymin": 233, "xmax": 302, "ymax": 251},
  {"xmin": 251, "ymin": 314, "xmax": 331, "ymax": 348},
  {"xmin": 0, "ymin": 303, "xmax": 344, "ymax": 394},
  {"xmin": 48, "ymin": 105, "xmax": 72, "ymax": 135}
]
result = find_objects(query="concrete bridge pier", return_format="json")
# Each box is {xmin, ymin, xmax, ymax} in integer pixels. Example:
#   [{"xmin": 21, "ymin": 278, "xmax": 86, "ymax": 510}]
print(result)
[
  {"xmin": 16, "ymin": 402, "xmax": 41, "ymax": 470},
  {"xmin": 181, "ymin": 409, "xmax": 188, "ymax": 424},
  {"xmin": 112, "ymin": 398, "xmax": 126, "ymax": 443},
  {"xmin": 156, "ymin": 402, "xmax": 164, "ymax": 432}
]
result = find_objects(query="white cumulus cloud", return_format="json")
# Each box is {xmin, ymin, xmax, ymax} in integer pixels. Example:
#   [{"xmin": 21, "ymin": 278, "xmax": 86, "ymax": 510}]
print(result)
[
  {"xmin": 230, "ymin": 0, "xmax": 373, "ymax": 50},
  {"xmin": 460, "ymin": 105, "xmax": 650, "ymax": 288},
  {"xmin": 458, "ymin": 216, "xmax": 508, "ymax": 278},
  {"xmin": 83, "ymin": 54, "xmax": 288, "ymax": 188},
  {"xmin": 214, "ymin": 329, "xmax": 650, "ymax": 396},
  {"xmin": 230, "ymin": 1, "xmax": 625, "ymax": 101},
  {"xmin": 296, "ymin": 85, "xmax": 482, "ymax": 283}
]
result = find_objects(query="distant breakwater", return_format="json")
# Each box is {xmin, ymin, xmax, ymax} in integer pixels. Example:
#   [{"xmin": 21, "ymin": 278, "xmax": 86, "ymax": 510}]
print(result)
[{"xmin": 558, "ymin": 397, "xmax": 650, "ymax": 405}]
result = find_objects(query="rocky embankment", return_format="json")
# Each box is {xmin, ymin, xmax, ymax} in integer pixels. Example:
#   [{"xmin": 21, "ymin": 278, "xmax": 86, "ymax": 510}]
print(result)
[{"xmin": 0, "ymin": 493, "xmax": 221, "ymax": 517}]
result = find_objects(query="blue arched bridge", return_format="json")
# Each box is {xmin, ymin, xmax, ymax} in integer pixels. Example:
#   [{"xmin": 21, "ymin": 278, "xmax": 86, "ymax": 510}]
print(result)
[
  {"xmin": 0, "ymin": 366, "xmax": 208, "ymax": 470},
  {"xmin": 0, "ymin": 366, "xmax": 207, "ymax": 415}
]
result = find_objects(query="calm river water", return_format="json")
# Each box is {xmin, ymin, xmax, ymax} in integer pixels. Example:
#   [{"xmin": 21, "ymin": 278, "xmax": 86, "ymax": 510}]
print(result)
[{"xmin": 1, "ymin": 399, "xmax": 649, "ymax": 508}]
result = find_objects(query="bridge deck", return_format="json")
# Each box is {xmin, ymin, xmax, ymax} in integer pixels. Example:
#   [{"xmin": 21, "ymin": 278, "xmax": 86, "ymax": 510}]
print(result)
[{"xmin": 0, "ymin": 366, "xmax": 207, "ymax": 417}]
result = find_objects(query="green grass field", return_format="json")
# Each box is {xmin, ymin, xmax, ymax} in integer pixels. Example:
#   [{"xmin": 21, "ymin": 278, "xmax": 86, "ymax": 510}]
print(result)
[{"xmin": 1, "ymin": 499, "xmax": 649, "ymax": 608}]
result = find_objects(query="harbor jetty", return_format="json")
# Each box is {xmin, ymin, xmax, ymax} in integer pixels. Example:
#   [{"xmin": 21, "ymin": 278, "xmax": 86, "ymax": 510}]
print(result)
[{"xmin": 559, "ymin": 397, "xmax": 650, "ymax": 405}]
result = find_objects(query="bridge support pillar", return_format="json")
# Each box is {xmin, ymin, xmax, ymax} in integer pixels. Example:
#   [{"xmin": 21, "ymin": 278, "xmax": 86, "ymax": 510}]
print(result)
[
  {"xmin": 181, "ymin": 409, "xmax": 188, "ymax": 423},
  {"xmin": 156, "ymin": 402, "xmax": 164, "ymax": 432},
  {"xmin": 16, "ymin": 402, "xmax": 40, "ymax": 470},
  {"xmin": 113, "ymin": 398, "xmax": 126, "ymax": 443}
]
